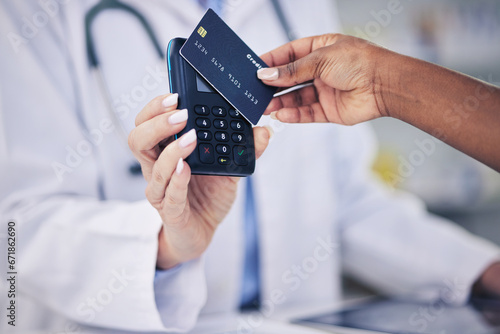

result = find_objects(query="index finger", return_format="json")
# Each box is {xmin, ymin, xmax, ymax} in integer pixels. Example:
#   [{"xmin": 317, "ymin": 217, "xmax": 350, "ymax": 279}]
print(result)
[{"xmin": 260, "ymin": 34, "xmax": 340, "ymax": 67}]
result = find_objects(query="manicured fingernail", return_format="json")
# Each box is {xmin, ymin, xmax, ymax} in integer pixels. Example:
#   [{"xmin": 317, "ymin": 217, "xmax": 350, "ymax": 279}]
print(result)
[
  {"xmin": 270, "ymin": 111, "xmax": 278, "ymax": 120},
  {"xmin": 162, "ymin": 93, "xmax": 178, "ymax": 108},
  {"xmin": 168, "ymin": 109, "xmax": 188, "ymax": 124},
  {"xmin": 179, "ymin": 129, "xmax": 196, "ymax": 148},
  {"xmin": 264, "ymin": 125, "xmax": 274, "ymax": 139},
  {"xmin": 176, "ymin": 158, "xmax": 184, "ymax": 175},
  {"xmin": 257, "ymin": 68, "xmax": 279, "ymax": 81}
]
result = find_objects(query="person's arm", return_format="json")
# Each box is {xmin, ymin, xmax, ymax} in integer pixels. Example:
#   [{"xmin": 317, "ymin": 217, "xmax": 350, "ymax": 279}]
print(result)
[
  {"xmin": 258, "ymin": 34, "xmax": 500, "ymax": 171},
  {"xmin": 378, "ymin": 51, "xmax": 500, "ymax": 172}
]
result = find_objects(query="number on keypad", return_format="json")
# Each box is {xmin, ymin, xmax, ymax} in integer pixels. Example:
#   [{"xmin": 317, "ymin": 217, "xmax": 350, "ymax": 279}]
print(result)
[
  {"xmin": 195, "ymin": 105, "xmax": 209, "ymax": 115},
  {"xmin": 229, "ymin": 108, "xmax": 241, "ymax": 118},
  {"xmin": 198, "ymin": 130, "xmax": 212, "ymax": 141},
  {"xmin": 231, "ymin": 121, "xmax": 243, "ymax": 130},
  {"xmin": 215, "ymin": 131, "xmax": 229, "ymax": 142},
  {"xmin": 214, "ymin": 119, "xmax": 227, "ymax": 129},
  {"xmin": 217, "ymin": 144, "xmax": 230, "ymax": 155},
  {"xmin": 196, "ymin": 118, "xmax": 210, "ymax": 128},
  {"xmin": 212, "ymin": 106, "xmax": 226, "ymax": 116},
  {"xmin": 232, "ymin": 133, "xmax": 245, "ymax": 143}
]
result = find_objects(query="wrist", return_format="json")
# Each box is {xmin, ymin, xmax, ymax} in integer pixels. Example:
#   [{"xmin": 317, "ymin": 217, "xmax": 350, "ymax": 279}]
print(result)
[
  {"xmin": 372, "ymin": 48, "xmax": 406, "ymax": 120},
  {"xmin": 156, "ymin": 226, "xmax": 181, "ymax": 270}
]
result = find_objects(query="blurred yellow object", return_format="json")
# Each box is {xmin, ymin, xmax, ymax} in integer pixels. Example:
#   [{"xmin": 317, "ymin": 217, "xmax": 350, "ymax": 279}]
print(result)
[{"xmin": 372, "ymin": 148, "xmax": 401, "ymax": 188}]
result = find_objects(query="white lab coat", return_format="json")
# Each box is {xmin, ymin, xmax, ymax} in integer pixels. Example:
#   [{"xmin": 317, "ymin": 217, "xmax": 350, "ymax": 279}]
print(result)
[{"xmin": 0, "ymin": 0, "xmax": 498, "ymax": 333}]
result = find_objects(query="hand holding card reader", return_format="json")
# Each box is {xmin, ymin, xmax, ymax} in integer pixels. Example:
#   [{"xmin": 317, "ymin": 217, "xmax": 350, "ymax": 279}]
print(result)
[{"xmin": 167, "ymin": 38, "xmax": 255, "ymax": 176}]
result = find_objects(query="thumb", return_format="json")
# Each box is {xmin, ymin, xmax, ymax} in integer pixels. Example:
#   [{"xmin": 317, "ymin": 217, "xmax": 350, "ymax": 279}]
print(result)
[
  {"xmin": 257, "ymin": 51, "xmax": 323, "ymax": 87},
  {"xmin": 251, "ymin": 126, "xmax": 272, "ymax": 160}
]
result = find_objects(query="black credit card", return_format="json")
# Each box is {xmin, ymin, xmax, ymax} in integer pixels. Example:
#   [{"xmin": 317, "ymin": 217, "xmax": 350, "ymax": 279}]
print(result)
[{"xmin": 180, "ymin": 9, "xmax": 277, "ymax": 125}]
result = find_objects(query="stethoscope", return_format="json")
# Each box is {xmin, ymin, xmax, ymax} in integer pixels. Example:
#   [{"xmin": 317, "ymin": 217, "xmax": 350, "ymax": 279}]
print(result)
[{"xmin": 84, "ymin": 0, "xmax": 297, "ymax": 176}]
